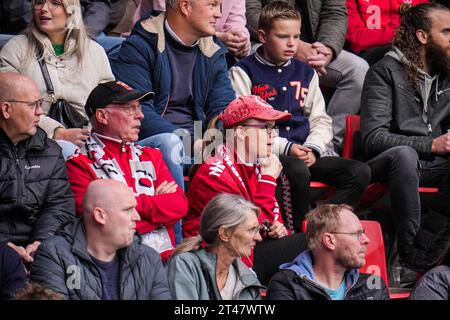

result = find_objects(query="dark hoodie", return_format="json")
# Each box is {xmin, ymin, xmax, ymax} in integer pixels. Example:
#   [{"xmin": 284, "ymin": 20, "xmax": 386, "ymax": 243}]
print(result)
[
  {"xmin": 267, "ymin": 250, "xmax": 390, "ymax": 300},
  {"xmin": 0, "ymin": 127, "xmax": 75, "ymax": 245}
]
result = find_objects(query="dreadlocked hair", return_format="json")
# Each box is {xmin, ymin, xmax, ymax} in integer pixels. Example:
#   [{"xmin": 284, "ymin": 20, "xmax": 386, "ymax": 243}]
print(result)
[{"xmin": 393, "ymin": 2, "xmax": 449, "ymax": 89}]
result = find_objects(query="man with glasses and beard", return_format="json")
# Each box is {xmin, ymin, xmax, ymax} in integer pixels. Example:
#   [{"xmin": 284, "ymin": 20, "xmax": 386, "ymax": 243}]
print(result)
[
  {"xmin": 360, "ymin": 3, "xmax": 450, "ymax": 287},
  {"xmin": 267, "ymin": 204, "xmax": 390, "ymax": 300}
]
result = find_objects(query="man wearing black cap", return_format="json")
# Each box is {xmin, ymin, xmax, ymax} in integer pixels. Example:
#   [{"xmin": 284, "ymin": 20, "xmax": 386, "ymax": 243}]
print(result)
[{"xmin": 65, "ymin": 81, "xmax": 188, "ymax": 262}]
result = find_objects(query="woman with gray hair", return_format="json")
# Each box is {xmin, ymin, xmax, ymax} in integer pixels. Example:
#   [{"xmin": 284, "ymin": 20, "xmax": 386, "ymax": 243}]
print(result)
[
  {"xmin": 0, "ymin": 0, "xmax": 114, "ymax": 149},
  {"xmin": 166, "ymin": 193, "xmax": 265, "ymax": 300}
]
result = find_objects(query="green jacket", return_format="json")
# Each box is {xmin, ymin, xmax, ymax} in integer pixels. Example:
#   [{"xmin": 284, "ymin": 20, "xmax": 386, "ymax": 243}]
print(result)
[
  {"xmin": 166, "ymin": 249, "xmax": 264, "ymax": 300},
  {"xmin": 246, "ymin": 0, "xmax": 347, "ymax": 58}
]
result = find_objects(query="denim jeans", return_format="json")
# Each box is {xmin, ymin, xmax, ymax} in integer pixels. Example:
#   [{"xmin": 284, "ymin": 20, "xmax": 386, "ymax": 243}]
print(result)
[
  {"xmin": 367, "ymin": 146, "xmax": 450, "ymax": 263},
  {"xmin": 95, "ymin": 32, "xmax": 125, "ymax": 62},
  {"xmin": 138, "ymin": 133, "xmax": 185, "ymax": 245}
]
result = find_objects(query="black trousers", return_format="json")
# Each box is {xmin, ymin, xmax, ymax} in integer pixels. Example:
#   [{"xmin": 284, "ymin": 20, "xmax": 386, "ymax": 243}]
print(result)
[
  {"xmin": 253, "ymin": 233, "xmax": 308, "ymax": 286},
  {"xmin": 367, "ymin": 146, "xmax": 450, "ymax": 263},
  {"xmin": 278, "ymin": 155, "xmax": 371, "ymax": 233}
]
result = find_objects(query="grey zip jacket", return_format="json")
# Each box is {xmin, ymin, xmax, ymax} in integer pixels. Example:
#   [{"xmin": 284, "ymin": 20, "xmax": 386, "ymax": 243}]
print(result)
[{"xmin": 166, "ymin": 249, "xmax": 264, "ymax": 300}]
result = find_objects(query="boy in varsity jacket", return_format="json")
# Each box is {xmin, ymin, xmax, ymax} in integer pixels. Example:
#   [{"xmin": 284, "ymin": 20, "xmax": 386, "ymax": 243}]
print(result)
[{"xmin": 229, "ymin": 2, "xmax": 370, "ymax": 233}]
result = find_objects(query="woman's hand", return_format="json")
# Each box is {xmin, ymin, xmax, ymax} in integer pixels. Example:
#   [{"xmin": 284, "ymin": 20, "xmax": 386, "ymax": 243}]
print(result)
[
  {"xmin": 54, "ymin": 127, "xmax": 90, "ymax": 146},
  {"xmin": 268, "ymin": 221, "xmax": 288, "ymax": 239}
]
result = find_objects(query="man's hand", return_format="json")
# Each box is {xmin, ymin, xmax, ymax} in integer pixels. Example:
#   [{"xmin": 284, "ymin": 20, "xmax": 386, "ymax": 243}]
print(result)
[
  {"xmin": 311, "ymin": 42, "xmax": 334, "ymax": 62},
  {"xmin": 155, "ymin": 181, "xmax": 178, "ymax": 195},
  {"xmin": 289, "ymin": 144, "xmax": 317, "ymax": 167},
  {"xmin": 216, "ymin": 29, "xmax": 249, "ymax": 58},
  {"xmin": 303, "ymin": 151, "xmax": 317, "ymax": 167},
  {"xmin": 268, "ymin": 221, "xmax": 288, "ymax": 239},
  {"xmin": 25, "ymin": 241, "xmax": 41, "ymax": 258},
  {"xmin": 259, "ymin": 153, "xmax": 283, "ymax": 179},
  {"xmin": 289, "ymin": 144, "xmax": 312, "ymax": 160},
  {"xmin": 294, "ymin": 40, "xmax": 317, "ymax": 63},
  {"xmin": 306, "ymin": 42, "xmax": 333, "ymax": 75},
  {"xmin": 54, "ymin": 127, "xmax": 90, "ymax": 146},
  {"xmin": 431, "ymin": 132, "xmax": 450, "ymax": 154},
  {"xmin": 7, "ymin": 242, "xmax": 34, "ymax": 264},
  {"xmin": 294, "ymin": 41, "xmax": 330, "ymax": 75}
]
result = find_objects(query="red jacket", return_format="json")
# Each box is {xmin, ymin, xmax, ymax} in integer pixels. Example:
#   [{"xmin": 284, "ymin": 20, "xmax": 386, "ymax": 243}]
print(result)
[
  {"xmin": 184, "ymin": 146, "xmax": 284, "ymax": 239},
  {"xmin": 346, "ymin": 0, "xmax": 428, "ymax": 53},
  {"xmin": 65, "ymin": 133, "xmax": 188, "ymax": 261}
]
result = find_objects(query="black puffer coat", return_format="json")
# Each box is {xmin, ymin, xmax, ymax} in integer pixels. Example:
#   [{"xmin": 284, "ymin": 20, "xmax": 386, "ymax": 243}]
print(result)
[
  {"xmin": 30, "ymin": 219, "xmax": 172, "ymax": 300},
  {"xmin": 410, "ymin": 265, "xmax": 450, "ymax": 300},
  {"xmin": 0, "ymin": 127, "xmax": 75, "ymax": 244},
  {"xmin": 405, "ymin": 209, "xmax": 450, "ymax": 273}
]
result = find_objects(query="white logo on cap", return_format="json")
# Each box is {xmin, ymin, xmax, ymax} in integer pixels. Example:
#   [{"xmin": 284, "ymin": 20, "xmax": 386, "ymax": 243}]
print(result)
[
  {"xmin": 252, "ymin": 95, "xmax": 272, "ymax": 108},
  {"xmin": 116, "ymin": 81, "xmax": 133, "ymax": 91}
]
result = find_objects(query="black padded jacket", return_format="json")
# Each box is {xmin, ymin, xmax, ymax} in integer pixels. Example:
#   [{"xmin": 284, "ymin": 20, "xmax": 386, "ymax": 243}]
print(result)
[{"xmin": 0, "ymin": 127, "xmax": 75, "ymax": 245}]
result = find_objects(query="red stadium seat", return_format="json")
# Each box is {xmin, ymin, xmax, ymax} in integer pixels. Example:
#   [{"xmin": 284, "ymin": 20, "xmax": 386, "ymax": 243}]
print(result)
[{"xmin": 343, "ymin": 115, "xmax": 438, "ymax": 202}]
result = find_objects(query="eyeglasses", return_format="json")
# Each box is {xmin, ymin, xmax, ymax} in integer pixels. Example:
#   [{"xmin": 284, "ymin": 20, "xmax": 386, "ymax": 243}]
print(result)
[
  {"xmin": 105, "ymin": 103, "xmax": 142, "ymax": 116},
  {"xmin": 6, "ymin": 99, "xmax": 43, "ymax": 111},
  {"xmin": 241, "ymin": 123, "xmax": 276, "ymax": 135},
  {"xmin": 33, "ymin": 0, "xmax": 63, "ymax": 10},
  {"xmin": 246, "ymin": 225, "xmax": 263, "ymax": 236},
  {"xmin": 330, "ymin": 229, "xmax": 366, "ymax": 241}
]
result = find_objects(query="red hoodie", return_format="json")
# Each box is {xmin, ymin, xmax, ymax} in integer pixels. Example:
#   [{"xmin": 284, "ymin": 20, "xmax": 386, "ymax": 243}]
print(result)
[
  {"xmin": 346, "ymin": 0, "xmax": 428, "ymax": 53},
  {"xmin": 184, "ymin": 146, "xmax": 284, "ymax": 238},
  {"xmin": 66, "ymin": 133, "xmax": 188, "ymax": 261}
]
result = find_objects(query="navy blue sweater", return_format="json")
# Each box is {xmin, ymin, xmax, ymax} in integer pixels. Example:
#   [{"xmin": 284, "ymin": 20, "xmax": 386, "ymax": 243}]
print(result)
[{"xmin": 0, "ymin": 241, "xmax": 27, "ymax": 299}]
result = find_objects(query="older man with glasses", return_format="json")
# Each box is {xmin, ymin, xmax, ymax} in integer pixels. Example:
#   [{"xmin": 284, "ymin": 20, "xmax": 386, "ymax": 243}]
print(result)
[
  {"xmin": 0, "ymin": 72, "xmax": 75, "ymax": 266},
  {"xmin": 65, "ymin": 80, "xmax": 188, "ymax": 262},
  {"xmin": 267, "ymin": 204, "xmax": 390, "ymax": 300}
]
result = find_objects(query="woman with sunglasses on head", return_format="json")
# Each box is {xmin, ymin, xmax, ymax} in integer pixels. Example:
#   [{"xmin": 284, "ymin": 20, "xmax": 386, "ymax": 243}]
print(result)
[
  {"xmin": 167, "ymin": 193, "xmax": 265, "ymax": 300},
  {"xmin": 0, "ymin": 0, "xmax": 114, "ymax": 152}
]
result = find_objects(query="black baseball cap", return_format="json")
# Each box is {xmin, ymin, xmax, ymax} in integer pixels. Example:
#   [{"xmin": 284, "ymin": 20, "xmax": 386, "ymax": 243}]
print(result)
[{"xmin": 84, "ymin": 81, "xmax": 154, "ymax": 118}]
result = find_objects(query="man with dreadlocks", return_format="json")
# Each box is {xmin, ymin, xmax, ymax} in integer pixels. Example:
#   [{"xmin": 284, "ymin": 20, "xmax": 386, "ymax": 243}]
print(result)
[{"xmin": 361, "ymin": 2, "xmax": 450, "ymax": 287}]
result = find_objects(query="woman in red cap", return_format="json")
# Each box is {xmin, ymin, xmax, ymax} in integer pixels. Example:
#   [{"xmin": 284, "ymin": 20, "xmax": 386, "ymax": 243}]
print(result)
[{"xmin": 183, "ymin": 96, "xmax": 308, "ymax": 284}]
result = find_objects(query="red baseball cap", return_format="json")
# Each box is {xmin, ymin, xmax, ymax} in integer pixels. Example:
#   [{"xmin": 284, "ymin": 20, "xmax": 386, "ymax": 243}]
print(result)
[{"xmin": 218, "ymin": 95, "xmax": 291, "ymax": 128}]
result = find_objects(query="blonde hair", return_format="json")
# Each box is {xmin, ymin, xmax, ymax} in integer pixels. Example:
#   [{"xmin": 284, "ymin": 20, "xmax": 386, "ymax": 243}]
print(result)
[
  {"xmin": 24, "ymin": 0, "xmax": 89, "ymax": 68},
  {"xmin": 305, "ymin": 204, "xmax": 354, "ymax": 250},
  {"xmin": 258, "ymin": 1, "xmax": 301, "ymax": 32}
]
